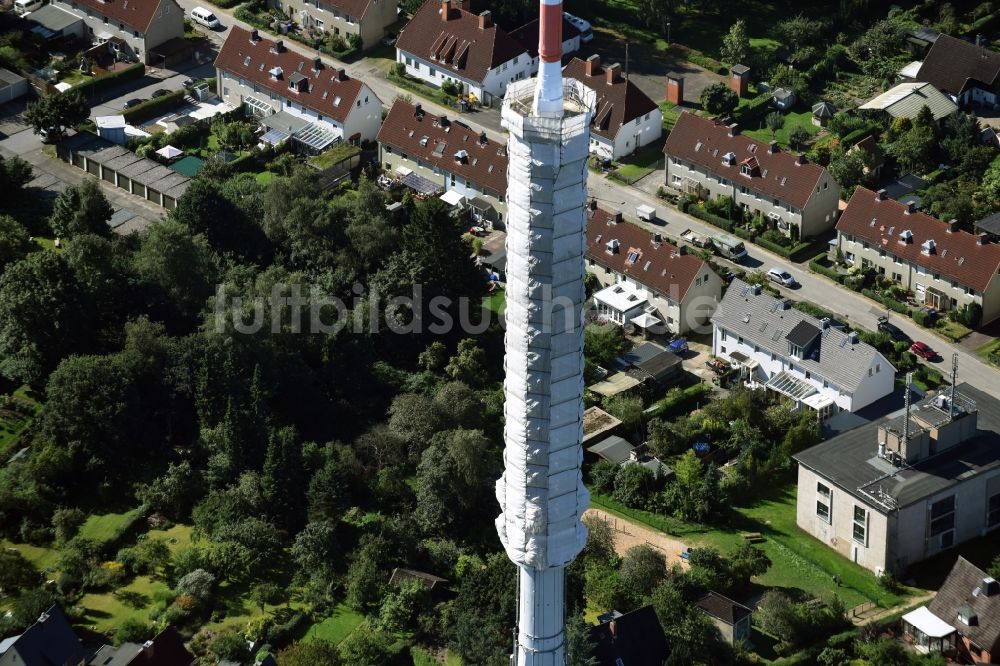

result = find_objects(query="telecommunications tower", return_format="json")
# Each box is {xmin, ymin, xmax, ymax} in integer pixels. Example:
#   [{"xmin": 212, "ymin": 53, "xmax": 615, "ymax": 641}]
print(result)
[{"xmin": 494, "ymin": 0, "xmax": 596, "ymax": 663}]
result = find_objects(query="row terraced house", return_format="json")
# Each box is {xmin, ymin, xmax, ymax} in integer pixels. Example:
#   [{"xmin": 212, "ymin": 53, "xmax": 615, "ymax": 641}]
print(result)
[
  {"xmin": 268, "ymin": 0, "xmax": 398, "ymax": 50},
  {"xmin": 51, "ymin": 0, "xmax": 185, "ymax": 64},
  {"xmin": 663, "ymin": 111, "xmax": 841, "ymax": 239},
  {"xmin": 835, "ymin": 187, "xmax": 1000, "ymax": 325},
  {"xmin": 215, "ymin": 27, "xmax": 382, "ymax": 151}
]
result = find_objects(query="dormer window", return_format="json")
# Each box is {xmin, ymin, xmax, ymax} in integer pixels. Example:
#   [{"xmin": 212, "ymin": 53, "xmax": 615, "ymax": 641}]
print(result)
[
  {"xmin": 958, "ymin": 604, "xmax": 978, "ymax": 626},
  {"xmin": 899, "ymin": 229, "xmax": 913, "ymax": 244},
  {"xmin": 921, "ymin": 239, "xmax": 936, "ymax": 255},
  {"xmin": 605, "ymin": 239, "xmax": 620, "ymax": 254},
  {"xmin": 740, "ymin": 164, "xmax": 751, "ymax": 176},
  {"xmin": 722, "ymin": 152, "xmax": 736, "ymax": 166}
]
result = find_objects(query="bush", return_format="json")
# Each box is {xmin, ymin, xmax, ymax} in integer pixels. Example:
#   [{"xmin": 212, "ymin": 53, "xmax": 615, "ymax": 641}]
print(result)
[
  {"xmin": 733, "ymin": 226, "xmax": 755, "ymax": 241},
  {"xmin": 688, "ymin": 204, "xmax": 733, "ymax": 231},
  {"xmin": 114, "ymin": 617, "xmax": 151, "ymax": 646},
  {"xmin": 912, "ymin": 308, "xmax": 930, "ymax": 327},
  {"xmin": 122, "ymin": 90, "xmax": 186, "ymax": 124},
  {"xmin": 649, "ymin": 384, "xmax": 712, "ymax": 419},
  {"xmin": 809, "ymin": 254, "xmax": 843, "ymax": 283},
  {"xmin": 958, "ymin": 302, "xmax": 982, "ymax": 328},
  {"xmin": 861, "ymin": 288, "xmax": 911, "ymax": 315},
  {"xmin": 71, "ymin": 62, "xmax": 144, "ymax": 98},
  {"xmin": 732, "ymin": 92, "xmax": 773, "ymax": 124}
]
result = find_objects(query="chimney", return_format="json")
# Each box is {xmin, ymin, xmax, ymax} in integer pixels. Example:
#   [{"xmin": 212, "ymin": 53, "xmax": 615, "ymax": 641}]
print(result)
[
  {"xmin": 849, "ymin": 331, "xmax": 859, "ymax": 344},
  {"xmin": 589, "ymin": 199, "xmax": 597, "ymax": 211},
  {"xmin": 876, "ymin": 188, "xmax": 887, "ymax": 201},
  {"xmin": 947, "ymin": 219, "xmax": 958, "ymax": 233},
  {"xmin": 614, "ymin": 211, "xmax": 623, "ymax": 223},
  {"xmin": 414, "ymin": 103, "xmax": 424, "ymax": 119},
  {"xmin": 678, "ymin": 244, "xmax": 687, "ymax": 255},
  {"xmin": 906, "ymin": 201, "xmax": 916, "ymax": 214},
  {"xmin": 271, "ymin": 39, "xmax": 285, "ymax": 53},
  {"xmin": 730, "ymin": 64, "xmax": 750, "ymax": 98},
  {"xmin": 249, "ymin": 28, "xmax": 260, "ymax": 42},
  {"xmin": 727, "ymin": 123, "xmax": 740, "ymax": 137},
  {"xmin": 478, "ymin": 10, "xmax": 492, "ymax": 29},
  {"xmin": 585, "ymin": 54, "xmax": 600, "ymax": 77},
  {"xmin": 820, "ymin": 317, "xmax": 831, "ymax": 329},
  {"xmin": 312, "ymin": 56, "xmax": 322, "ymax": 72},
  {"xmin": 653, "ymin": 232, "xmax": 662, "ymax": 244},
  {"xmin": 609, "ymin": 620, "xmax": 617, "ymax": 638},
  {"xmin": 440, "ymin": 0, "xmax": 450, "ymax": 20},
  {"xmin": 606, "ymin": 63, "xmax": 621, "ymax": 85},
  {"xmin": 478, "ymin": 131, "xmax": 488, "ymax": 146},
  {"xmin": 984, "ymin": 577, "xmax": 1000, "ymax": 596},
  {"xmin": 979, "ymin": 232, "xmax": 990, "ymax": 245},
  {"xmin": 666, "ymin": 75, "xmax": 684, "ymax": 105},
  {"xmin": 752, "ymin": 284, "xmax": 762, "ymax": 295},
  {"xmin": 336, "ymin": 67, "xmax": 346, "ymax": 80},
  {"xmin": 768, "ymin": 140, "xmax": 778, "ymax": 154},
  {"xmin": 795, "ymin": 153, "xmax": 805, "ymax": 166},
  {"xmin": 628, "ymin": 448, "xmax": 639, "ymax": 461},
  {"xmin": 460, "ymin": 0, "xmax": 470, "ymax": 9}
]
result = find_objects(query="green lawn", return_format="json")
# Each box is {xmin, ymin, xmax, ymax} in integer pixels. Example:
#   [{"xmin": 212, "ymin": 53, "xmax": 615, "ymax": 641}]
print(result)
[
  {"xmin": 79, "ymin": 575, "xmax": 171, "ymax": 633},
  {"xmin": 613, "ymin": 143, "xmax": 664, "ymax": 183},
  {"xmin": 78, "ymin": 508, "xmax": 144, "ymax": 544},
  {"xmin": 302, "ymin": 603, "xmax": 365, "ymax": 644},
  {"xmin": 592, "ymin": 482, "xmax": 912, "ymax": 609},
  {"xmin": 934, "ymin": 318, "xmax": 972, "ymax": 342},
  {"xmin": 34, "ymin": 237, "xmax": 60, "ymax": 252},
  {"xmin": 145, "ymin": 523, "xmax": 194, "ymax": 555},
  {"xmin": 483, "ymin": 289, "xmax": 506, "ymax": 316},
  {"xmin": 743, "ymin": 109, "xmax": 822, "ymax": 149},
  {"xmin": 659, "ymin": 101, "xmax": 680, "ymax": 132},
  {"xmin": 1, "ymin": 539, "xmax": 59, "ymax": 573},
  {"xmin": 255, "ymin": 170, "xmax": 277, "ymax": 185},
  {"xmin": 976, "ymin": 337, "xmax": 1000, "ymax": 366}
]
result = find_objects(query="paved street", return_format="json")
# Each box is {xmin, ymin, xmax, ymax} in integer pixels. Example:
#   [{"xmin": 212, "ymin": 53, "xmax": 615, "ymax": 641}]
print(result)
[{"xmin": 87, "ymin": 63, "xmax": 216, "ymax": 120}]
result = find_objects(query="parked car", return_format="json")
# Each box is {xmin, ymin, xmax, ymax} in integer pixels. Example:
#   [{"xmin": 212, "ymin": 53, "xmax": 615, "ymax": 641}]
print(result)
[
  {"xmin": 38, "ymin": 127, "xmax": 57, "ymax": 143},
  {"xmin": 767, "ymin": 266, "xmax": 796, "ymax": 287},
  {"xmin": 181, "ymin": 78, "xmax": 195, "ymax": 88},
  {"xmin": 381, "ymin": 32, "xmax": 397, "ymax": 46},
  {"xmin": 910, "ymin": 341, "xmax": 937, "ymax": 360},
  {"xmin": 190, "ymin": 6, "xmax": 221, "ymax": 29},
  {"xmin": 668, "ymin": 338, "xmax": 689, "ymax": 354},
  {"xmin": 563, "ymin": 11, "xmax": 594, "ymax": 42},
  {"xmin": 877, "ymin": 316, "xmax": 909, "ymax": 342},
  {"xmin": 151, "ymin": 88, "xmax": 170, "ymax": 98},
  {"xmin": 123, "ymin": 98, "xmax": 145, "ymax": 109}
]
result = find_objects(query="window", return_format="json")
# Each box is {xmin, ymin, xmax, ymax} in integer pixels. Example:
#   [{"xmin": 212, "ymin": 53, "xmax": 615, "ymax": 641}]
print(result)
[
  {"xmin": 817, "ymin": 483, "xmax": 831, "ymax": 523},
  {"xmin": 852, "ymin": 506, "xmax": 866, "ymax": 544},
  {"xmin": 720, "ymin": 330, "xmax": 727, "ymax": 341},
  {"xmin": 988, "ymin": 493, "xmax": 1000, "ymax": 527},
  {"xmin": 930, "ymin": 496, "xmax": 955, "ymax": 537}
]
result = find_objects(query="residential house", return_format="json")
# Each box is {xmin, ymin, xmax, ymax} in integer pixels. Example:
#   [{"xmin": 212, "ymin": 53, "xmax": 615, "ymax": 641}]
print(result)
[
  {"xmin": 916, "ymin": 33, "xmax": 1000, "ymax": 108},
  {"xmin": 585, "ymin": 205, "xmax": 722, "ymax": 335},
  {"xmin": 859, "ymin": 81, "xmax": 958, "ymax": 122},
  {"xmin": 712, "ymin": 279, "xmax": 895, "ymax": 416},
  {"xmin": 389, "ymin": 567, "xmax": 448, "ymax": 590},
  {"xmin": 23, "ymin": 4, "xmax": 86, "ymax": 42},
  {"xmin": 562, "ymin": 55, "xmax": 661, "ymax": 159},
  {"xmin": 836, "ymin": 187, "xmax": 1000, "ymax": 324},
  {"xmin": 395, "ymin": 0, "xmax": 531, "ymax": 106},
  {"xmin": 268, "ymin": 0, "xmax": 398, "ymax": 50},
  {"xmin": 88, "ymin": 626, "xmax": 194, "ymax": 665},
  {"xmin": 377, "ymin": 99, "xmax": 508, "ymax": 225},
  {"xmin": 0, "ymin": 606, "xmax": 86, "ymax": 666},
  {"xmin": 51, "ymin": 0, "xmax": 184, "ymax": 63},
  {"xmin": 904, "ymin": 556, "xmax": 1000, "ymax": 662},
  {"xmin": 215, "ymin": 27, "xmax": 383, "ymax": 151},
  {"xmin": 794, "ymin": 382, "xmax": 1000, "ymax": 575},
  {"xmin": 696, "ymin": 591, "xmax": 753, "ymax": 647},
  {"xmin": 664, "ymin": 112, "xmax": 841, "ymax": 239},
  {"xmin": 850, "ymin": 135, "xmax": 884, "ymax": 179},
  {"xmin": 588, "ymin": 606, "xmax": 670, "ymax": 666}
]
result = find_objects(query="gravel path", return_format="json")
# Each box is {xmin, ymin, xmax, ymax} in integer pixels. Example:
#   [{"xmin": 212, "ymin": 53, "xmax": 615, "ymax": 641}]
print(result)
[{"xmin": 584, "ymin": 508, "xmax": 690, "ymax": 566}]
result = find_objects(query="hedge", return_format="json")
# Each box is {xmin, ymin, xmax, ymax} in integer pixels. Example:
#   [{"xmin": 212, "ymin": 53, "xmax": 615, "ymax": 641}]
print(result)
[
  {"xmin": 861, "ymin": 288, "xmax": 911, "ymax": 315},
  {"xmin": 71, "ymin": 62, "xmax": 145, "ymax": 98},
  {"xmin": 733, "ymin": 226, "xmax": 755, "ymax": 241},
  {"xmin": 208, "ymin": 0, "xmax": 243, "ymax": 6},
  {"xmin": 754, "ymin": 236, "xmax": 813, "ymax": 261},
  {"xmin": 122, "ymin": 90, "xmax": 186, "ymax": 124},
  {"xmin": 732, "ymin": 92, "xmax": 773, "ymax": 125},
  {"xmin": 647, "ymin": 383, "xmax": 713, "ymax": 419},
  {"xmin": 839, "ymin": 123, "xmax": 880, "ymax": 148},
  {"xmin": 687, "ymin": 204, "xmax": 733, "ymax": 231},
  {"xmin": 809, "ymin": 253, "xmax": 844, "ymax": 283}
]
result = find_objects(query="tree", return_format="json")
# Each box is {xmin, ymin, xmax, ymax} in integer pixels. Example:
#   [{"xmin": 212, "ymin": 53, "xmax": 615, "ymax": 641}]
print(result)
[
  {"xmin": 603, "ymin": 393, "xmax": 644, "ymax": 442},
  {"xmin": 338, "ymin": 628, "xmax": 398, "ymax": 663},
  {"xmin": 212, "ymin": 632, "xmax": 250, "ymax": 663},
  {"xmin": 176, "ymin": 568, "xmax": 216, "ymax": 602},
  {"xmin": 377, "ymin": 579, "xmax": 428, "ymax": 633},
  {"xmin": 619, "ymin": 545, "xmax": 667, "ymax": 601},
  {"xmin": 114, "ymin": 618, "xmax": 151, "ymax": 646},
  {"xmin": 0, "ymin": 215, "xmax": 32, "ymax": 271},
  {"xmin": 277, "ymin": 640, "xmax": 342, "ymax": 666},
  {"xmin": 170, "ymin": 178, "xmax": 266, "ymax": 261},
  {"xmin": 133, "ymin": 219, "xmax": 216, "ymax": 324},
  {"xmin": 451, "ymin": 552, "xmax": 517, "ymax": 665},
  {"xmin": 48, "ymin": 179, "xmax": 113, "ymax": 239},
  {"xmin": 886, "ymin": 125, "xmax": 936, "ymax": 174},
  {"xmin": 418, "ymin": 341, "xmax": 448, "ymax": 373},
  {"xmin": 291, "ymin": 521, "xmax": 337, "ymax": 577},
  {"xmin": 0, "ymin": 252, "xmax": 91, "ymax": 385},
  {"xmin": 700, "ymin": 82, "xmax": 739, "ymax": 117},
  {"xmin": 981, "ymin": 156, "xmax": 1000, "ymax": 205},
  {"xmin": 612, "ymin": 463, "xmax": 657, "ymax": 509},
  {"xmin": 721, "ymin": 19, "xmax": 750, "ymax": 66},
  {"xmin": 135, "ymin": 461, "xmax": 202, "ymax": 520},
  {"xmin": 415, "ymin": 429, "xmax": 495, "ymax": 534},
  {"xmin": 789, "ymin": 125, "xmax": 811, "ymax": 150},
  {"xmin": 826, "ymin": 149, "xmax": 866, "ymax": 196},
  {"xmin": 765, "ymin": 112, "xmax": 785, "ymax": 138},
  {"xmin": 565, "ymin": 612, "xmax": 599, "ymax": 666},
  {"xmin": 261, "ymin": 426, "xmax": 307, "ymax": 531},
  {"xmin": 387, "ymin": 392, "xmax": 444, "ymax": 458},
  {"xmin": 250, "ymin": 582, "xmax": 281, "ymax": 612},
  {"xmin": 445, "ymin": 338, "xmax": 489, "ymax": 387},
  {"xmin": 774, "ymin": 14, "xmax": 828, "ymax": 54},
  {"xmin": 650, "ymin": 584, "xmax": 730, "ymax": 662},
  {"xmin": 584, "ymin": 323, "xmax": 629, "ymax": 367},
  {"xmin": 0, "ymin": 549, "xmax": 38, "ymax": 593},
  {"xmin": 23, "ymin": 89, "xmax": 89, "ymax": 140}
]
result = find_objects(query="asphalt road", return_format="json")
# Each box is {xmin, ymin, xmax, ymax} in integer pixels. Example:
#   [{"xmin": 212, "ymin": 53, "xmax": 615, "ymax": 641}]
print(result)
[{"xmin": 87, "ymin": 63, "xmax": 216, "ymax": 121}]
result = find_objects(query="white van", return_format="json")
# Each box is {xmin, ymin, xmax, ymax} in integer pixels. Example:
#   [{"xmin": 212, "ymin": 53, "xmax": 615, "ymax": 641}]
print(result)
[
  {"xmin": 189, "ymin": 6, "xmax": 221, "ymax": 29},
  {"xmin": 14, "ymin": 0, "xmax": 44, "ymax": 16}
]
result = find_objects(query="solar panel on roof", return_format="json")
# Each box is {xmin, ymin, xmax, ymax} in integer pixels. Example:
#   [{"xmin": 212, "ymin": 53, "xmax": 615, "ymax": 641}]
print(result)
[
  {"xmin": 739, "ymin": 286, "xmax": 749, "ymax": 297},
  {"xmin": 771, "ymin": 330, "xmax": 783, "ymax": 342},
  {"xmin": 840, "ymin": 336, "xmax": 849, "ymax": 348},
  {"xmin": 759, "ymin": 322, "xmax": 768, "ymax": 333}
]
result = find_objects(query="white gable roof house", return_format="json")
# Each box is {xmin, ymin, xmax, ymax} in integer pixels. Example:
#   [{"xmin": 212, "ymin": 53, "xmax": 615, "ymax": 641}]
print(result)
[{"xmin": 712, "ymin": 279, "xmax": 894, "ymax": 416}]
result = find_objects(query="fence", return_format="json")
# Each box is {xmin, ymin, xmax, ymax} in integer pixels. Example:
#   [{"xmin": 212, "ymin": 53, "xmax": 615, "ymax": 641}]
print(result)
[{"xmin": 588, "ymin": 510, "xmax": 671, "ymax": 556}]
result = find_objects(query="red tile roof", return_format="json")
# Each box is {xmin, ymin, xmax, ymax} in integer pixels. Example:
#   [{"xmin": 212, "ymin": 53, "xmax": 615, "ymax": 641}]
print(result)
[
  {"xmin": 508, "ymin": 17, "xmax": 580, "ymax": 59},
  {"xmin": 837, "ymin": 187, "xmax": 1000, "ymax": 292},
  {"xmin": 585, "ymin": 206, "xmax": 708, "ymax": 302},
  {"xmin": 917, "ymin": 33, "xmax": 1000, "ymax": 98},
  {"xmin": 214, "ymin": 27, "xmax": 365, "ymax": 124},
  {"xmin": 395, "ymin": 0, "xmax": 527, "ymax": 84},
  {"xmin": 72, "ymin": 0, "xmax": 174, "ymax": 33},
  {"xmin": 377, "ymin": 99, "xmax": 507, "ymax": 195},
  {"xmin": 663, "ymin": 111, "xmax": 827, "ymax": 209},
  {"xmin": 562, "ymin": 56, "xmax": 659, "ymax": 142}
]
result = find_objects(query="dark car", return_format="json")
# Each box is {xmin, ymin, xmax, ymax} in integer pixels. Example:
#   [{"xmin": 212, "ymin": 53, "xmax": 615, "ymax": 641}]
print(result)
[
  {"xmin": 876, "ymin": 316, "xmax": 909, "ymax": 342},
  {"xmin": 123, "ymin": 98, "xmax": 145, "ymax": 109},
  {"xmin": 181, "ymin": 78, "xmax": 195, "ymax": 88},
  {"xmin": 151, "ymin": 88, "xmax": 170, "ymax": 98},
  {"xmin": 910, "ymin": 341, "xmax": 936, "ymax": 360},
  {"xmin": 381, "ymin": 32, "xmax": 396, "ymax": 46}
]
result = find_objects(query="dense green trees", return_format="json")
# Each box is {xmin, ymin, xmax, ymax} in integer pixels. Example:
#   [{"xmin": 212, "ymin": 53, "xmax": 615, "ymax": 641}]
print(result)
[
  {"xmin": 700, "ymin": 83, "xmax": 739, "ymax": 117},
  {"xmin": 23, "ymin": 89, "xmax": 89, "ymax": 139},
  {"xmin": 49, "ymin": 179, "xmax": 113, "ymax": 238}
]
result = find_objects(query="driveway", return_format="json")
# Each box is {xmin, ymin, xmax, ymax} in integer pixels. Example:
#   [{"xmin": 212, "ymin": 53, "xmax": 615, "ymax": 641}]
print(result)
[{"xmin": 87, "ymin": 63, "xmax": 216, "ymax": 120}]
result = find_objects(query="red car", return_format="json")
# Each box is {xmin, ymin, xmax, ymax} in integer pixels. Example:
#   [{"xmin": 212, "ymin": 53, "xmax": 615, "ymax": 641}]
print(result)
[{"xmin": 911, "ymin": 341, "xmax": 936, "ymax": 360}]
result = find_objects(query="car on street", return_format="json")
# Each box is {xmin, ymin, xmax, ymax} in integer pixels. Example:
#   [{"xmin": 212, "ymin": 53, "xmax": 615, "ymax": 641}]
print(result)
[
  {"xmin": 181, "ymin": 78, "xmax": 195, "ymax": 88},
  {"xmin": 877, "ymin": 316, "xmax": 909, "ymax": 342},
  {"xmin": 910, "ymin": 341, "xmax": 937, "ymax": 360},
  {"xmin": 151, "ymin": 88, "xmax": 170, "ymax": 98},
  {"xmin": 123, "ymin": 98, "xmax": 145, "ymax": 109},
  {"xmin": 767, "ymin": 266, "xmax": 796, "ymax": 287},
  {"xmin": 190, "ymin": 6, "xmax": 222, "ymax": 29},
  {"xmin": 38, "ymin": 127, "xmax": 57, "ymax": 143}
]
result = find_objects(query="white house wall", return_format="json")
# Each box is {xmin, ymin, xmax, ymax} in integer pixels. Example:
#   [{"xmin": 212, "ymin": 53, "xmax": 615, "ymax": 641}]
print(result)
[{"xmin": 397, "ymin": 50, "xmax": 533, "ymax": 104}]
